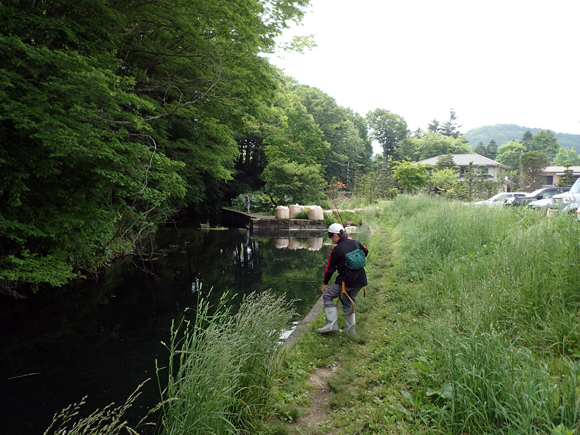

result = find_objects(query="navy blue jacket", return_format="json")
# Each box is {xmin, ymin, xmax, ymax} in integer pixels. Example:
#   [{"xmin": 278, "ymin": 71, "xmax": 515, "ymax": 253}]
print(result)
[{"xmin": 323, "ymin": 237, "xmax": 368, "ymax": 287}]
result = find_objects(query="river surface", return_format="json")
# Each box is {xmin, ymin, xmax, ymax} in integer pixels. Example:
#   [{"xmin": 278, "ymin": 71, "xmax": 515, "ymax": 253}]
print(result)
[{"xmin": 0, "ymin": 223, "xmax": 332, "ymax": 434}]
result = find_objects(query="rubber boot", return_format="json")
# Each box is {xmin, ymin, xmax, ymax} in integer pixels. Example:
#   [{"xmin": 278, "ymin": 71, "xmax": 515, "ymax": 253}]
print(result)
[
  {"xmin": 316, "ymin": 306, "xmax": 339, "ymax": 334},
  {"xmin": 344, "ymin": 312, "xmax": 356, "ymax": 334}
]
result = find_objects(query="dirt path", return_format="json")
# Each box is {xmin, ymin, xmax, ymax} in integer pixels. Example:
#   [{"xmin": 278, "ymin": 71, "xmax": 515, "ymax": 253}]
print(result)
[{"xmin": 289, "ymin": 366, "xmax": 338, "ymax": 435}]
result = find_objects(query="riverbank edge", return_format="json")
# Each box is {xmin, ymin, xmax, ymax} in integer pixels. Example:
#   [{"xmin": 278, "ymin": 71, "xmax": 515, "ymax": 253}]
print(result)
[{"xmin": 281, "ymin": 296, "xmax": 324, "ymax": 350}]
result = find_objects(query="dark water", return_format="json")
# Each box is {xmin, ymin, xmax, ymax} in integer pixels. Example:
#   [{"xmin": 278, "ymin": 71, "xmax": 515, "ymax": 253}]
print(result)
[{"xmin": 0, "ymin": 224, "xmax": 331, "ymax": 434}]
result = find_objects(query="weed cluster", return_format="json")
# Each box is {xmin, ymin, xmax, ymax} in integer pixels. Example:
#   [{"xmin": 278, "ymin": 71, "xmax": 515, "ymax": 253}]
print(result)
[{"xmin": 158, "ymin": 291, "xmax": 296, "ymax": 434}]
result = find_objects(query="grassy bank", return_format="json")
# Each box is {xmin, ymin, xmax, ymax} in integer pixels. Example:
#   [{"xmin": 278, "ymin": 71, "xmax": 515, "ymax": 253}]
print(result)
[
  {"xmin": 45, "ymin": 196, "xmax": 580, "ymax": 434},
  {"xmin": 275, "ymin": 195, "xmax": 580, "ymax": 434}
]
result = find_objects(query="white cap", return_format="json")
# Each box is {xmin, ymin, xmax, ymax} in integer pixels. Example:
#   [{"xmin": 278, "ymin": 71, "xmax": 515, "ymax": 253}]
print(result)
[{"xmin": 328, "ymin": 223, "xmax": 345, "ymax": 234}]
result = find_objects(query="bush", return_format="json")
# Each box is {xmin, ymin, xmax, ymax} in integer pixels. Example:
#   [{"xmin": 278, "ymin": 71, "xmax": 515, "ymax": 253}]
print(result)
[{"xmin": 231, "ymin": 192, "xmax": 276, "ymax": 214}]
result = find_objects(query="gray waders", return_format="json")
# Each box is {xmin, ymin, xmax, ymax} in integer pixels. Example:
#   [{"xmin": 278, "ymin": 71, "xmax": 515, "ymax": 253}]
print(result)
[
  {"xmin": 316, "ymin": 306, "xmax": 339, "ymax": 333},
  {"xmin": 316, "ymin": 282, "xmax": 357, "ymax": 334}
]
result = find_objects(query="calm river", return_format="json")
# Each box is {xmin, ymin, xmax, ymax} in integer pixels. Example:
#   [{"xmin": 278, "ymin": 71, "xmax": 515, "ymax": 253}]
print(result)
[{"xmin": 0, "ymin": 222, "xmax": 332, "ymax": 434}]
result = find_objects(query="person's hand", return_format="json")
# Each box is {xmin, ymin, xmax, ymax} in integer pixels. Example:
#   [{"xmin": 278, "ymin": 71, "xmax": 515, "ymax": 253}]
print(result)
[{"xmin": 320, "ymin": 284, "xmax": 327, "ymax": 293}]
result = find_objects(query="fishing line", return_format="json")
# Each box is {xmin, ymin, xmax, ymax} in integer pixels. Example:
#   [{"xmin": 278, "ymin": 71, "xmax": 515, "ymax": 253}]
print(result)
[{"xmin": 236, "ymin": 125, "xmax": 343, "ymax": 226}]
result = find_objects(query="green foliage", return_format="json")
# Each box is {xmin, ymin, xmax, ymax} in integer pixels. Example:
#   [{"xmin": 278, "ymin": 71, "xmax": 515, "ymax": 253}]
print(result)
[
  {"xmin": 429, "ymin": 167, "xmax": 458, "ymax": 193},
  {"xmin": 292, "ymin": 209, "xmax": 310, "ymax": 220},
  {"xmin": 321, "ymin": 210, "xmax": 362, "ymax": 228},
  {"xmin": 262, "ymin": 160, "xmax": 325, "ymax": 206},
  {"xmin": 366, "ymin": 109, "xmax": 408, "ymax": 159},
  {"xmin": 531, "ymin": 129, "xmax": 563, "ymax": 158},
  {"xmin": 159, "ymin": 291, "xmax": 296, "ymax": 434},
  {"xmin": 263, "ymin": 90, "xmax": 328, "ymax": 166},
  {"xmin": 553, "ymin": 147, "xmax": 580, "ymax": 166},
  {"xmin": 392, "ymin": 161, "xmax": 430, "ymax": 193},
  {"xmin": 520, "ymin": 150, "xmax": 549, "ymax": 190},
  {"xmin": 294, "ymin": 85, "xmax": 371, "ymax": 190},
  {"xmin": 398, "ymin": 132, "xmax": 470, "ymax": 161},
  {"xmin": 0, "ymin": 0, "xmax": 314, "ymax": 291},
  {"xmin": 558, "ymin": 167, "xmax": 576, "ymax": 187},
  {"xmin": 0, "ymin": 28, "xmax": 186, "ymax": 290},
  {"xmin": 231, "ymin": 192, "xmax": 276, "ymax": 214},
  {"xmin": 496, "ymin": 140, "xmax": 527, "ymax": 169}
]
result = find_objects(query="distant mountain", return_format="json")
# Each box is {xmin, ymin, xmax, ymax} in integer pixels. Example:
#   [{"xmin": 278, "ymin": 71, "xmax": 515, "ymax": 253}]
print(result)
[{"xmin": 464, "ymin": 124, "xmax": 580, "ymax": 154}]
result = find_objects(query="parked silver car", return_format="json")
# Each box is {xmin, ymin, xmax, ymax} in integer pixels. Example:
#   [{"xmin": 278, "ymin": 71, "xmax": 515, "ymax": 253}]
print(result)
[
  {"xmin": 528, "ymin": 198, "xmax": 553, "ymax": 209},
  {"xmin": 474, "ymin": 192, "xmax": 527, "ymax": 206},
  {"xmin": 547, "ymin": 178, "xmax": 580, "ymax": 216},
  {"xmin": 505, "ymin": 187, "xmax": 570, "ymax": 206}
]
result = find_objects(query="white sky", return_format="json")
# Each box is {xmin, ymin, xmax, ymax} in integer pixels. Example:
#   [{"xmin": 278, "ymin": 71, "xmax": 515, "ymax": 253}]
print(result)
[{"xmin": 268, "ymin": 0, "xmax": 580, "ymax": 145}]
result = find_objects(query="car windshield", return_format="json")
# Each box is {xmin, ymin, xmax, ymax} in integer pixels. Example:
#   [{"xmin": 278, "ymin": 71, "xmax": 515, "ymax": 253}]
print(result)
[
  {"xmin": 487, "ymin": 193, "xmax": 506, "ymax": 202},
  {"xmin": 528, "ymin": 189, "xmax": 544, "ymax": 197},
  {"xmin": 570, "ymin": 178, "xmax": 580, "ymax": 194}
]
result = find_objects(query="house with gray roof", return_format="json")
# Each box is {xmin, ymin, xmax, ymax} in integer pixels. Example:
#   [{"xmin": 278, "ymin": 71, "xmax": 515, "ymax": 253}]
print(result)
[{"xmin": 418, "ymin": 153, "xmax": 511, "ymax": 183}]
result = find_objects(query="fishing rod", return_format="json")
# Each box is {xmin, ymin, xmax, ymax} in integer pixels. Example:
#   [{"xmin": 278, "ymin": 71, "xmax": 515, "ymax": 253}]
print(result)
[{"xmin": 236, "ymin": 125, "xmax": 344, "ymax": 226}]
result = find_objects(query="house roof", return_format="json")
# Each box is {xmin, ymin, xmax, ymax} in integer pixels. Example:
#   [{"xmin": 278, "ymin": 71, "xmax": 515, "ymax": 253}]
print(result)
[
  {"xmin": 419, "ymin": 153, "xmax": 510, "ymax": 170},
  {"xmin": 543, "ymin": 166, "xmax": 580, "ymax": 174}
]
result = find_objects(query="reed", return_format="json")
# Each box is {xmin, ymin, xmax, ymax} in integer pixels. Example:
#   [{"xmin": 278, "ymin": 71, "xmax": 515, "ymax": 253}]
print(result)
[
  {"xmin": 43, "ymin": 381, "xmax": 158, "ymax": 435},
  {"xmin": 157, "ymin": 291, "xmax": 295, "ymax": 435}
]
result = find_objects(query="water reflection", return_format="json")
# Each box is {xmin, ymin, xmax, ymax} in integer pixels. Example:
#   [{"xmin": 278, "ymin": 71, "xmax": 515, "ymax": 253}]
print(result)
[
  {"xmin": 276, "ymin": 236, "xmax": 325, "ymax": 251},
  {"xmin": 0, "ymin": 227, "xmax": 330, "ymax": 435}
]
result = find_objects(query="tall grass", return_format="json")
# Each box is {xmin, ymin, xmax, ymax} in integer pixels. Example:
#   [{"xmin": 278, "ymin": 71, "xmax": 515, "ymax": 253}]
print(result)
[
  {"xmin": 157, "ymin": 291, "xmax": 295, "ymax": 435},
  {"xmin": 373, "ymin": 196, "xmax": 580, "ymax": 434},
  {"xmin": 43, "ymin": 381, "xmax": 159, "ymax": 435}
]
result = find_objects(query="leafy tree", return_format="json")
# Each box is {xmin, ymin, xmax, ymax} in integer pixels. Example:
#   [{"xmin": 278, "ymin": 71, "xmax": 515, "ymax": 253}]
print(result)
[
  {"xmin": 552, "ymin": 147, "xmax": 580, "ymax": 166},
  {"xmin": 411, "ymin": 127, "xmax": 426, "ymax": 138},
  {"xmin": 520, "ymin": 151, "xmax": 549, "ymax": 190},
  {"xmin": 530, "ymin": 130, "xmax": 562, "ymax": 158},
  {"xmin": 392, "ymin": 161, "xmax": 430, "ymax": 194},
  {"xmin": 366, "ymin": 109, "xmax": 408, "ymax": 161},
  {"xmin": 398, "ymin": 133, "xmax": 470, "ymax": 161},
  {"xmin": 474, "ymin": 141, "xmax": 488, "ymax": 156},
  {"xmin": 496, "ymin": 141, "xmax": 526, "ymax": 170},
  {"xmin": 264, "ymin": 92, "xmax": 328, "ymax": 165},
  {"xmin": 458, "ymin": 162, "xmax": 482, "ymax": 202},
  {"xmin": 439, "ymin": 109, "xmax": 463, "ymax": 139},
  {"xmin": 0, "ymin": 16, "xmax": 187, "ymax": 291},
  {"xmin": 479, "ymin": 178, "xmax": 503, "ymax": 200},
  {"xmin": 486, "ymin": 140, "xmax": 498, "ymax": 159},
  {"xmin": 520, "ymin": 130, "xmax": 534, "ymax": 150},
  {"xmin": 427, "ymin": 119, "xmax": 440, "ymax": 133},
  {"xmin": 0, "ymin": 0, "xmax": 312, "ymax": 292},
  {"xmin": 293, "ymin": 85, "xmax": 371, "ymax": 190},
  {"xmin": 262, "ymin": 160, "xmax": 324, "ymax": 205},
  {"xmin": 558, "ymin": 167, "xmax": 576, "ymax": 187},
  {"xmin": 429, "ymin": 167, "xmax": 458, "ymax": 195},
  {"xmin": 436, "ymin": 154, "xmax": 457, "ymax": 170},
  {"xmin": 353, "ymin": 172, "xmax": 379, "ymax": 202}
]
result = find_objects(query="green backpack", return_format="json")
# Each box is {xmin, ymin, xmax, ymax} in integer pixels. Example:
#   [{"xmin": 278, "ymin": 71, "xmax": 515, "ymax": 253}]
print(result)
[{"xmin": 345, "ymin": 248, "xmax": 366, "ymax": 270}]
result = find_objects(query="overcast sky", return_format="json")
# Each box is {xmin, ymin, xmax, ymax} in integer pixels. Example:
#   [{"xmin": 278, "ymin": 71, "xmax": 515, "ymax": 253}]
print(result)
[{"xmin": 268, "ymin": 0, "xmax": 580, "ymax": 142}]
